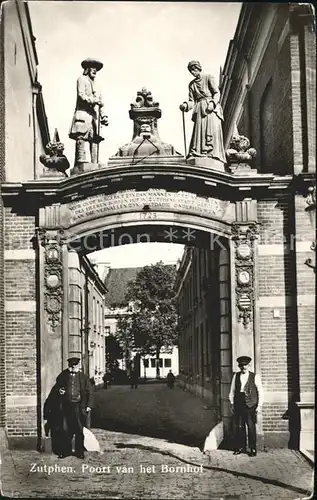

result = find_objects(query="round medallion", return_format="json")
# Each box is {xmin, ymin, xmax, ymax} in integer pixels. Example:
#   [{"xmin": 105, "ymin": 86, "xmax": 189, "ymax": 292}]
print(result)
[
  {"xmin": 238, "ymin": 293, "xmax": 251, "ymax": 310},
  {"xmin": 46, "ymin": 297, "xmax": 61, "ymax": 313},
  {"xmin": 46, "ymin": 273, "xmax": 60, "ymax": 289},
  {"xmin": 236, "ymin": 243, "xmax": 251, "ymax": 260},
  {"xmin": 238, "ymin": 270, "xmax": 251, "ymax": 285}
]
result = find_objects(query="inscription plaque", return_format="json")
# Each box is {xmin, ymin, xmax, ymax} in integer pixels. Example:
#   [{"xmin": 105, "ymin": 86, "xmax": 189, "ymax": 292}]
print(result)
[{"xmin": 68, "ymin": 189, "xmax": 230, "ymax": 224}]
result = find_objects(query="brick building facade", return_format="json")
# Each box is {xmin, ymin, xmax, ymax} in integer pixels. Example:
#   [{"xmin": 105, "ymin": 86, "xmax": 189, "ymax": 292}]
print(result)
[
  {"xmin": 68, "ymin": 251, "xmax": 107, "ymax": 387},
  {"xmin": 176, "ymin": 3, "xmax": 315, "ymax": 451},
  {"xmin": 0, "ymin": 0, "xmax": 50, "ymax": 438},
  {"xmin": 104, "ymin": 267, "xmax": 179, "ymax": 379},
  {"xmin": 0, "ymin": 2, "xmax": 315, "ymax": 454}
]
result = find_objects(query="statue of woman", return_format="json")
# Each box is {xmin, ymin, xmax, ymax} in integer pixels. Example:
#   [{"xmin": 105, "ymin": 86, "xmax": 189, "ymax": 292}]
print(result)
[{"xmin": 180, "ymin": 60, "xmax": 226, "ymax": 164}]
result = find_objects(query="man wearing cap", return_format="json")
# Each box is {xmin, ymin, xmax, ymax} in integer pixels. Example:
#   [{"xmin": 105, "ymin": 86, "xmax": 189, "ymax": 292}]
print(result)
[
  {"xmin": 69, "ymin": 58, "xmax": 109, "ymax": 168},
  {"xmin": 55, "ymin": 357, "xmax": 93, "ymax": 459},
  {"xmin": 229, "ymin": 356, "xmax": 263, "ymax": 457}
]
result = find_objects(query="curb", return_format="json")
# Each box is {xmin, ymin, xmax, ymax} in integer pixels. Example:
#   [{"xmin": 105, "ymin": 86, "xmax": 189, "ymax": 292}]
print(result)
[{"xmin": 300, "ymin": 449, "xmax": 315, "ymax": 466}]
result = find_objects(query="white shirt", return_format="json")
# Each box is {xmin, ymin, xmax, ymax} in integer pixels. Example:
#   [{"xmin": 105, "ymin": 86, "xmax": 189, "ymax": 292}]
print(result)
[{"xmin": 229, "ymin": 371, "xmax": 264, "ymax": 407}]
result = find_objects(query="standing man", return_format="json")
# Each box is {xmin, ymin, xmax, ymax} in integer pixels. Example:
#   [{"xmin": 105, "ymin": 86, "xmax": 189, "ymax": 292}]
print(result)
[
  {"xmin": 129, "ymin": 359, "xmax": 138, "ymax": 389},
  {"xmin": 55, "ymin": 357, "xmax": 93, "ymax": 459},
  {"xmin": 229, "ymin": 356, "xmax": 263, "ymax": 457},
  {"xmin": 69, "ymin": 58, "xmax": 109, "ymax": 168},
  {"xmin": 166, "ymin": 369, "xmax": 175, "ymax": 389}
]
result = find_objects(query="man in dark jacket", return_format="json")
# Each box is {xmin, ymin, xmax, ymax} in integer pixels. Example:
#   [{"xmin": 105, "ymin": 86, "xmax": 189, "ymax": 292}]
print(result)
[
  {"xmin": 55, "ymin": 357, "xmax": 93, "ymax": 459},
  {"xmin": 229, "ymin": 356, "xmax": 263, "ymax": 457},
  {"xmin": 43, "ymin": 383, "xmax": 65, "ymax": 456},
  {"xmin": 166, "ymin": 370, "xmax": 175, "ymax": 389}
]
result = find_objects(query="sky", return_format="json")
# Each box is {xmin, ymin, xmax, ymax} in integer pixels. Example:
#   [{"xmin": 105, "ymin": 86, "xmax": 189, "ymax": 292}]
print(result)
[{"xmin": 29, "ymin": 1, "xmax": 241, "ymax": 269}]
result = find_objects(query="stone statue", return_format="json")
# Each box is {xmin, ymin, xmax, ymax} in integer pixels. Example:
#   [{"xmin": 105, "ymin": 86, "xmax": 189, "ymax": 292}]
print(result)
[
  {"xmin": 69, "ymin": 58, "xmax": 108, "ymax": 169},
  {"xmin": 179, "ymin": 60, "xmax": 226, "ymax": 165},
  {"xmin": 112, "ymin": 88, "xmax": 181, "ymax": 159},
  {"xmin": 118, "ymin": 123, "xmax": 163, "ymax": 157}
]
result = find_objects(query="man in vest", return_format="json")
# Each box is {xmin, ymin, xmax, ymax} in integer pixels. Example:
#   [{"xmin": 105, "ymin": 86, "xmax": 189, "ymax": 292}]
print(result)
[
  {"xmin": 55, "ymin": 357, "xmax": 93, "ymax": 459},
  {"xmin": 229, "ymin": 356, "xmax": 263, "ymax": 456}
]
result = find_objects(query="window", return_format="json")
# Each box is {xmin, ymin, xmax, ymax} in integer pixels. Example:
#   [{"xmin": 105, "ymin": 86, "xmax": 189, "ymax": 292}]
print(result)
[
  {"xmin": 105, "ymin": 326, "xmax": 110, "ymax": 336},
  {"xmin": 143, "ymin": 359, "xmax": 149, "ymax": 368},
  {"xmin": 164, "ymin": 358, "xmax": 171, "ymax": 368},
  {"xmin": 150, "ymin": 359, "xmax": 156, "ymax": 368}
]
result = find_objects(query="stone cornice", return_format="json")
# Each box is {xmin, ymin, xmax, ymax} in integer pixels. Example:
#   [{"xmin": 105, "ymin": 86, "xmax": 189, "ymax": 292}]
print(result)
[{"xmin": 1, "ymin": 165, "xmax": 315, "ymax": 207}]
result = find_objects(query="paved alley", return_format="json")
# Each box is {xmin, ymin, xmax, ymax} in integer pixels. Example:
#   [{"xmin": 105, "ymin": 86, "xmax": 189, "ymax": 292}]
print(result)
[
  {"xmin": 0, "ymin": 427, "xmax": 313, "ymax": 499},
  {"xmin": 0, "ymin": 384, "xmax": 314, "ymax": 499},
  {"xmin": 91, "ymin": 381, "xmax": 218, "ymax": 449}
]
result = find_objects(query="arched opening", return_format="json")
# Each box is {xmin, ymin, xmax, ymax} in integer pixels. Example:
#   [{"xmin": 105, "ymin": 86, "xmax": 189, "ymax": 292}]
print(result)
[{"xmin": 53, "ymin": 221, "xmax": 233, "ymax": 449}]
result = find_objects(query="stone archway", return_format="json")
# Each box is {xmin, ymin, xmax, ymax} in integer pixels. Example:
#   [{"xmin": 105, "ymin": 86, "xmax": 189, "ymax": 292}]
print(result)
[{"xmin": 2, "ymin": 167, "xmax": 262, "ymax": 449}]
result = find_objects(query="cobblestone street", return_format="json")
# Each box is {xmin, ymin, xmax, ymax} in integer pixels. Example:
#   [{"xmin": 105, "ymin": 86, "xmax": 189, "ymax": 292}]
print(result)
[
  {"xmin": 0, "ymin": 384, "xmax": 314, "ymax": 499},
  {"xmin": 0, "ymin": 428, "xmax": 313, "ymax": 499}
]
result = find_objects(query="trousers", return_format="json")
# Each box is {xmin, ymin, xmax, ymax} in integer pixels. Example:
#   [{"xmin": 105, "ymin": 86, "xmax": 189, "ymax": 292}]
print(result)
[
  {"xmin": 62, "ymin": 403, "xmax": 85, "ymax": 455},
  {"xmin": 233, "ymin": 393, "xmax": 257, "ymax": 450}
]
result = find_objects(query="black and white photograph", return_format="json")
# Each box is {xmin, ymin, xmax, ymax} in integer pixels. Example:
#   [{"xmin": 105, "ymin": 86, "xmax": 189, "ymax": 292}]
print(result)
[{"xmin": 0, "ymin": 1, "xmax": 315, "ymax": 499}]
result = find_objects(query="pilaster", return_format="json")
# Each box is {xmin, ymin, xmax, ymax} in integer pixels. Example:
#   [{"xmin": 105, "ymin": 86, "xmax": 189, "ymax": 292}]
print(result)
[
  {"xmin": 231, "ymin": 200, "xmax": 263, "ymax": 445},
  {"xmin": 68, "ymin": 249, "xmax": 82, "ymax": 359},
  {"xmin": 35, "ymin": 223, "xmax": 67, "ymax": 448}
]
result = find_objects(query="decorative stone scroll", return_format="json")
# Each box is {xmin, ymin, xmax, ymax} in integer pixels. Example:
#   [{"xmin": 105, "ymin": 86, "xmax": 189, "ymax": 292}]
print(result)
[
  {"xmin": 232, "ymin": 222, "xmax": 258, "ymax": 328},
  {"xmin": 36, "ymin": 228, "xmax": 66, "ymax": 329}
]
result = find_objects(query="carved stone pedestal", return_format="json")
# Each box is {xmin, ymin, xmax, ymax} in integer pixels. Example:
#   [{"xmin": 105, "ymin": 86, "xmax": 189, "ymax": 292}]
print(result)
[
  {"xmin": 70, "ymin": 162, "xmax": 104, "ymax": 176},
  {"xmin": 40, "ymin": 169, "xmax": 66, "ymax": 179},
  {"xmin": 187, "ymin": 156, "xmax": 225, "ymax": 171},
  {"xmin": 228, "ymin": 162, "xmax": 257, "ymax": 176}
]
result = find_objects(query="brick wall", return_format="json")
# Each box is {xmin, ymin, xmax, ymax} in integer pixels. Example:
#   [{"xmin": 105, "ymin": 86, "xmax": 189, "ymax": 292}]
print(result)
[
  {"xmin": 259, "ymin": 307, "xmax": 298, "ymax": 392},
  {"xmin": 4, "ymin": 206, "xmax": 37, "ymax": 442},
  {"xmin": 294, "ymin": 195, "xmax": 315, "ymax": 396},
  {"xmin": 5, "ymin": 261, "xmax": 36, "ymax": 299},
  {"xmin": 4, "ymin": 208, "xmax": 36, "ymax": 249},
  {"xmin": 257, "ymin": 192, "xmax": 315, "ymax": 446},
  {"xmin": 6, "ymin": 407, "xmax": 37, "ymax": 438},
  {"xmin": 257, "ymin": 196, "xmax": 299, "ymax": 444},
  {"xmin": 258, "ymin": 254, "xmax": 293, "ymax": 297},
  {"xmin": 5, "ymin": 313, "xmax": 37, "ymax": 397},
  {"xmin": 262, "ymin": 404, "xmax": 289, "ymax": 434}
]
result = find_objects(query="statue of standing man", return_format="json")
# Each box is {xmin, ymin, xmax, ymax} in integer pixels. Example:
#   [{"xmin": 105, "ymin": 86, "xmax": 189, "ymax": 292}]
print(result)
[
  {"xmin": 180, "ymin": 60, "xmax": 226, "ymax": 166},
  {"xmin": 69, "ymin": 58, "xmax": 109, "ymax": 170}
]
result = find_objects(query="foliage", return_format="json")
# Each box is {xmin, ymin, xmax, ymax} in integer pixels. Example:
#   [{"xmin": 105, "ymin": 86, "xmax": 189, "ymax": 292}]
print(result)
[
  {"xmin": 105, "ymin": 335, "xmax": 122, "ymax": 373},
  {"xmin": 115, "ymin": 262, "xmax": 179, "ymax": 364}
]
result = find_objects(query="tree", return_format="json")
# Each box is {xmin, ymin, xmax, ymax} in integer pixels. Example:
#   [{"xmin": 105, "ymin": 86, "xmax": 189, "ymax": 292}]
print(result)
[
  {"xmin": 105, "ymin": 335, "xmax": 123, "ymax": 374},
  {"xmin": 115, "ymin": 262, "xmax": 179, "ymax": 378}
]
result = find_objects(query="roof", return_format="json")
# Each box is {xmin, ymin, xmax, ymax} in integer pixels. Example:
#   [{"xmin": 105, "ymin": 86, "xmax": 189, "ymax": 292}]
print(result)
[
  {"xmin": 82, "ymin": 255, "xmax": 108, "ymax": 295},
  {"xmin": 104, "ymin": 267, "xmax": 142, "ymax": 307}
]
